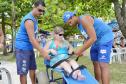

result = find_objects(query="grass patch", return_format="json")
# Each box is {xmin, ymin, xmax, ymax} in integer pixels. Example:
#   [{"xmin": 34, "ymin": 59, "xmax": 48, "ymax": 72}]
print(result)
[
  {"xmin": 0, "ymin": 53, "xmax": 15, "ymax": 62},
  {"xmin": 110, "ymin": 63, "xmax": 126, "ymax": 84}
]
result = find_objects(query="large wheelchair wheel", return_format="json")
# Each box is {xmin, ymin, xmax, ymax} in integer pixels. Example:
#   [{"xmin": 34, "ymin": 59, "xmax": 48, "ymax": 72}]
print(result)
[
  {"xmin": 36, "ymin": 71, "xmax": 50, "ymax": 84},
  {"xmin": 0, "ymin": 68, "xmax": 12, "ymax": 84},
  {"xmin": 62, "ymin": 78, "xmax": 67, "ymax": 84}
]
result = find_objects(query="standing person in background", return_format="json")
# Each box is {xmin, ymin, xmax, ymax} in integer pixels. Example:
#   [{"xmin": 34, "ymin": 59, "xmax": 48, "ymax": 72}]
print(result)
[
  {"xmin": 38, "ymin": 29, "xmax": 50, "ymax": 48},
  {"xmin": 40, "ymin": 34, "xmax": 47, "ymax": 48},
  {"xmin": 15, "ymin": 1, "xmax": 50, "ymax": 84},
  {"xmin": 112, "ymin": 28, "xmax": 125, "ymax": 48},
  {"xmin": 63, "ymin": 11, "xmax": 114, "ymax": 84}
]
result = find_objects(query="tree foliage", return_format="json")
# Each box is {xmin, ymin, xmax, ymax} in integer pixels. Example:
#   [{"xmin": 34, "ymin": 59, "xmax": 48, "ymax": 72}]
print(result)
[
  {"xmin": 0, "ymin": 0, "xmax": 115, "ymax": 36},
  {"xmin": 41, "ymin": 0, "xmax": 115, "ymax": 35},
  {"xmin": 111, "ymin": 0, "xmax": 126, "ymax": 37}
]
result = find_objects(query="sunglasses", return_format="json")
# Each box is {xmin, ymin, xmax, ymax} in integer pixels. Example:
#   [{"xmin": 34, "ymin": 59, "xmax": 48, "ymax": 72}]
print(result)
[
  {"xmin": 58, "ymin": 34, "xmax": 64, "ymax": 36},
  {"xmin": 38, "ymin": 9, "xmax": 45, "ymax": 13}
]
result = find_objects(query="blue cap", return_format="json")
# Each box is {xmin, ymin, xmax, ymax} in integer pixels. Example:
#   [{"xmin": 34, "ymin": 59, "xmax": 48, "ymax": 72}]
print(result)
[{"xmin": 63, "ymin": 11, "xmax": 75, "ymax": 23}]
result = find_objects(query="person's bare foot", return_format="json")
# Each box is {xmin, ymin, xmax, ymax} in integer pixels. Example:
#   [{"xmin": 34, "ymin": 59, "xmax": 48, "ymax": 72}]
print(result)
[
  {"xmin": 72, "ymin": 70, "xmax": 86, "ymax": 80},
  {"xmin": 76, "ymin": 70, "xmax": 86, "ymax": 80},
  {"xmin": 72, "ymin": 70, "xmax": 78, "ymax": 79}
]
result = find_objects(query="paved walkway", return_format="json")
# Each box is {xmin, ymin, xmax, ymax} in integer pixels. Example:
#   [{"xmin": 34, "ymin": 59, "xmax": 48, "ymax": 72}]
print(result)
[{"xmin": 0, "ymin": 61, "xmax": 31, "ymax": 84}]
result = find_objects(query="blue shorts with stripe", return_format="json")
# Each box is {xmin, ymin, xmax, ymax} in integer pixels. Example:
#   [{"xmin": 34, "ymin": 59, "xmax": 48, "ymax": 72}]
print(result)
[
  {"xmin": 90, "ymin": 40, "xmax": 113, "ymax": 63},
  {"xmin": 15, "ymin": 48, "xmax": 37, "ymax": 75}
]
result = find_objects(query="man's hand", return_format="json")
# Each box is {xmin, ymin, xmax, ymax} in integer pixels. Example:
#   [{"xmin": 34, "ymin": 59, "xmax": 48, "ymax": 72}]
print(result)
[
  {"xmin": 39, "ymin": 48, "xmax": 50, "ymax": 60},
  {"xmin": 75, "ymin": 49, "xmax": 83, "ymax": 56}
]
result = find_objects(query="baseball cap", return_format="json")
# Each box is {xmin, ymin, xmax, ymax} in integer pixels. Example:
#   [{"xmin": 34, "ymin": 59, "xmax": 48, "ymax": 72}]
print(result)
[{"xmin": 63, "ymin": 11, "xmax": 75, "ymax": 23}]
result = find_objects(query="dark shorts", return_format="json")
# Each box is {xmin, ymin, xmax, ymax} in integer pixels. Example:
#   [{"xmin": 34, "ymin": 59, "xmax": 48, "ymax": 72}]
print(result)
[
  {"xmin": 90, "ymin": 40, "xmax": 113, "ymax": 63},
  {"xmin": 15, "ymin": 48, "xmax": 37, "ymax": 75}
]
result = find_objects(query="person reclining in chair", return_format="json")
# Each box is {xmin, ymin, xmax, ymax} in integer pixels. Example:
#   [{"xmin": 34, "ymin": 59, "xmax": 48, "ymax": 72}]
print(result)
[{"xmin": 44, "ymin": 26, "xmax": 85, "ymax": 80}]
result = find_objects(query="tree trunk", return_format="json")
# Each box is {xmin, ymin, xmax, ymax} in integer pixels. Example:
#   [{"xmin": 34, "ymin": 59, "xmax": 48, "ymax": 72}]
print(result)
[
  {"xmin": 112, "ymin": 0, "xmax": 126, "ymax": 38},
  {"xmin": 2, "ymin": 13, "xmax": 7, "ymax": 55},
  {"xmin": 11, "ymin": 0, "xmax": 16, "ymax": 53}
]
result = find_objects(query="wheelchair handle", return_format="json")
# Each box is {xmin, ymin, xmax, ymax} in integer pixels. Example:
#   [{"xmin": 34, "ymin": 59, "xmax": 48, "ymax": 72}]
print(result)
[{"xmin": 75, "ymin": 56, "xmax": 80, "ymax": 61}]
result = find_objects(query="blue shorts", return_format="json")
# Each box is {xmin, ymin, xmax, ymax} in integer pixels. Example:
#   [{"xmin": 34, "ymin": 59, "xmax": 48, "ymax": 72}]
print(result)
[
  {"xmin": 15, "ymin": 48, "xmax": 37, "ymax": 75},
  {"xmin": 90, "ymin": 40, "xmax": 113, "ymax": 63}
]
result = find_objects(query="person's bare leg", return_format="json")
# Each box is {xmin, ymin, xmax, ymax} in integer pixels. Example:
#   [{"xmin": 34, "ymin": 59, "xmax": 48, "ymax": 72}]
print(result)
[
  {"xmin": 20, "ymin": 75, "xmax": 27, "ymax": 84},
  {"xmin": 58, "ymin": 61, "xmax": 79, "ymax": 79},
  {"xmin": 68, "ymin": 60, "xmax": 79, "ymax": 69},
  {"xmin": 99, "ymin": 62, "xmax": 110, "ymax": 84},
  {"xmin": 73, "ymin": 70, "xmax": 85, "ymax": 80},
  {"xmin": 29, "ymin": 70, "xmax": 36, "ymax": 84},
  {"xmin": 69, "ymin": 60, "xmax": 85, "ymax": 80},
  {"xmin": 58, "ymin": 61, "xmax": 72, "ymax": 73},
  {"xmin": 93, "ymin": 61, "xmax": 101, "ymax": 83}
]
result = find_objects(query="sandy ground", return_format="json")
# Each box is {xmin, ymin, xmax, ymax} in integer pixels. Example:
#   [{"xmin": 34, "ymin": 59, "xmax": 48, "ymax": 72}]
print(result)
[{"xmin": 0, "ymin": 61, "xmax": 31, "ymax": 84}]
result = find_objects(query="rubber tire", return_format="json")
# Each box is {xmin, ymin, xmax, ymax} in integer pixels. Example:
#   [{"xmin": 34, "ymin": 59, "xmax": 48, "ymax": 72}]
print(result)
[{"xmin": 36, "ymin": 71, "xmax": 49, "ymax": 84}]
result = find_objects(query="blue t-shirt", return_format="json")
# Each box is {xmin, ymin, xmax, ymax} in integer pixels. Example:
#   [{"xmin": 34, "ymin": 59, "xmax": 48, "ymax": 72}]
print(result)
[
  {"xmin": 77, "ymin": 15, "xmax": 114, "ymax": 46},
  {"xmin": 15, "ymin": 12, "xmax": 38, "ymax": 50}
]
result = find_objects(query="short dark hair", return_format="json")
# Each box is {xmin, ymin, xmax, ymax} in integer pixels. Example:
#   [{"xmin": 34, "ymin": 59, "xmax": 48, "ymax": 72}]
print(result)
[{"xmin": 34, "ymin": 0, "xmax": 45, "ymax": 7}]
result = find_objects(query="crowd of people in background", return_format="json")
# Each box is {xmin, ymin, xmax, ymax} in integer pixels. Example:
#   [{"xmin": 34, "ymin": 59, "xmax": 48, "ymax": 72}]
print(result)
[
  {"xmin": 38, "ymin": 29, "xmax": 50, "ymax": 48},
  {"xmin": 112, "ymin": 28, "xmax": 125, "ymax": 48},
  {"xmin": 108, "ymin": 20, "xmax": 126, "ymax": 49}
]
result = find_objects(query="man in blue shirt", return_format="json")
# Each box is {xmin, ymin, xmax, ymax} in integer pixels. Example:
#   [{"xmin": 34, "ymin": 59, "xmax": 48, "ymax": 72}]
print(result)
[
  {"xmin": 63, "ymin": 11, "xmax": 114, "ymax": 84},
  {"xmin": 15, "ymin": 1, "xmax": 50, "ymax": 84}
]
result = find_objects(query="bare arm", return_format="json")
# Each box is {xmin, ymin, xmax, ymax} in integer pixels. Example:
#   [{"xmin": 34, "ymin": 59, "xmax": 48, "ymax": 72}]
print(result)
[
  {"xmin": 113, "ymin": 39, "xmax": 117, "ymax": 48},
  {"xmin": 120, "ymin": 31, "xmax": 125, "ymax": 47},
  {"xmin": 25, "ymin": 20, "xmax": 49, "ymax": 59},
  {"xmin": 75, "ymin": 16, "xmax": 97, "ymax": 55},
  {"xmin": 120, "ymin": 37, "xmax": 125, "ymax": 47}
]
